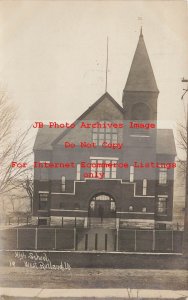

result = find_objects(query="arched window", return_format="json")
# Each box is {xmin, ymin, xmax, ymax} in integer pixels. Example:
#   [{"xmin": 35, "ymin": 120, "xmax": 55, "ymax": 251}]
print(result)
[
  {"xmin": 130, "ymin": 166, "xmax": 134, "ymax": 182},
  {"xmin": 129, "ymin": 205, "xmax": 133, "ymax": 212},
  {"xmin": 143, "ymin": 179, "xmax": 147, "ymax": 195},
  {"xmin": 76, "ymin": 164, "xmax": 81, "ymax": 180}
]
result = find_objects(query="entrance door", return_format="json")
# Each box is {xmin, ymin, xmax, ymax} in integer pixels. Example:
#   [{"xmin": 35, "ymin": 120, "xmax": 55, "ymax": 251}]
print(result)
[{"xmin": 88, "ymin": 194, "xmax": 116, "ymax": 218}]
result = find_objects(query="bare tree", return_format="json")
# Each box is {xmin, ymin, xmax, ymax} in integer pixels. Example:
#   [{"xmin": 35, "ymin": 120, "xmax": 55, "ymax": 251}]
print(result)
[
  {"xmin": 176, "ymin": 122, "xmax": 187, "ymax": 178},
  {"xmin": 20, "ymin": 175, "xmax": 34, "ymax": 212},
  {"xmin": 0, "ymin": 89, "xmax": 33, "ymax": 198}
]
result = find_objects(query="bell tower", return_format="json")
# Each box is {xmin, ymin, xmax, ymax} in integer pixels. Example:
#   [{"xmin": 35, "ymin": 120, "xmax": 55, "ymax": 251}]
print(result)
[
  {"xmin": 122, "ymin": 28, "xmax": 159, "ymax": 182},
  {"xmin": 122, "ymin": 28, "xmax": 159, "ymax": 123}
]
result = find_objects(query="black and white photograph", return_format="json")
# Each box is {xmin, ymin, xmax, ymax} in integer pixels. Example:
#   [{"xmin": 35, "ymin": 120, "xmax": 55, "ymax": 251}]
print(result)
[{"xmin": 0, "ymin": 0, "xmax": 187, "ymax": 299}]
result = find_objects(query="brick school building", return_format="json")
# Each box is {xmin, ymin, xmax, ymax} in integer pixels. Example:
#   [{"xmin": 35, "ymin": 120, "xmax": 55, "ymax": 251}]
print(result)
[{"xmin": 33, "ymin": 29, "xmax": 176, "ymax": 235}]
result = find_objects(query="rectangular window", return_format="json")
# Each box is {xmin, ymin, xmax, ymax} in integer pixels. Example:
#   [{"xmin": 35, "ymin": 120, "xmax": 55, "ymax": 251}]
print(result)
[
  {"xmin": 157, "ymin": 197, "xmax": 167, "ymax": 215},
  {"xmin": 92, "ymin": 133, "xmax": 98, "ymax": 144},
  {"xmin": 143, "ymin": 179, "xmax": 147, "ymax": 195},
  {"xmin": 159, "ymin": 168, "xmax": 167, "ymax": 185},
  {"xmin": 91, "ymin": 159, "xmax": 96, "ymax": 175},
  {"xmin": 112, "ymin": 133, "xmax": 118, "ymax": 143},
  {"xmin": 39, "ymin": 193, "xmax": 48, "ymax": 210},
  {"xmin": 111, "ymin": 160, "xmax": 117, "ymax": 178},
  {"xmin": 90, "ymin": 158, "xmax": 117, "ymax": 179},
  {"xmin": 76, "ymin": 164, "xmax": 81, "ymax": 180},
  {"xmin": 106, "ymin": 133, "xmax": 111, "ymax": 143},
  {"xmin": 92, "ymin": 123, "xmax": 118, "ymax": 146},
  {"xmin": 130, "ymin": 166, "xmax": 134, "ymax": 182},
  {"xmin": 61, "ymin": 176, "xmax": 66, "ymax": 192},
  {"xmin": 97, "ymin": 160, "xmax": 103, "ymax": 173},
  {"xmin": 105, "ymin": 160, "xmax": 111, "ymax": 178},
  {"xmin": 99, "ymin": 133, "xmax": 104, "ymax": 145}
]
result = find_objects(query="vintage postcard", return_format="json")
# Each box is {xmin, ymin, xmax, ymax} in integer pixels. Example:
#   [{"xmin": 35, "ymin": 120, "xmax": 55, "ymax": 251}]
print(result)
[{"xmin": 0, "ymin": 0, "xmax": 187, "ymax": 299}]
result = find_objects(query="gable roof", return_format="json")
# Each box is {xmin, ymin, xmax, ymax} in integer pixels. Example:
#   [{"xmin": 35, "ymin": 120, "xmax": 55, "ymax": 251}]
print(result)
[
  {"xmin": 77, "ymin": 92, "xmax": 124, "ymax": 119},
  {"xmin": 33, "ymin": 126, "xmax": 64, "ymax": 151},
  {"xmin": 33, "ymin": 92, "xmax": 124, "ymax": 150},
  {"xmin": 124, "ymin": 30, "xmax": 159, "ymax": 93},
  {"xmin": 52, "ymin": 92, "xmax": 124, "ymax": 145}
]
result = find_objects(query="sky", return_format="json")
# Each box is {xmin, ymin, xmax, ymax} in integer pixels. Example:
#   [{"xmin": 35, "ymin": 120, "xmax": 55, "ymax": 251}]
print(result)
[{"xmin": 0, "ymin": 0, "xmax": 188, "ymax": 130}]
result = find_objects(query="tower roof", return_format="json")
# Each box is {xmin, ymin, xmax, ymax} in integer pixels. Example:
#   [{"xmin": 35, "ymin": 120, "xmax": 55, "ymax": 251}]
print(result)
[{"xmin": 124, "ymin": 29, "xmax": 159, "ymax": 93}]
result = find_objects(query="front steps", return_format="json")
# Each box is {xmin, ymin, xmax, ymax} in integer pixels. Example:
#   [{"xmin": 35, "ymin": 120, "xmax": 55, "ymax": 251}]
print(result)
[
  {"xmin": 88, "ymin": 217, "xmax": 117, "ymax": 229},
  {"xmin": 76, "ymin": 227, "xmax": 116, "ymax": 251}
]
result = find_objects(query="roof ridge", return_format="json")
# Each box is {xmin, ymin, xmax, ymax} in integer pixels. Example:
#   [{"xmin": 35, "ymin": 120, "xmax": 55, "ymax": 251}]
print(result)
[{"xmin": 51, "ymin": 92, "xmax": 124, "ymax": 146}]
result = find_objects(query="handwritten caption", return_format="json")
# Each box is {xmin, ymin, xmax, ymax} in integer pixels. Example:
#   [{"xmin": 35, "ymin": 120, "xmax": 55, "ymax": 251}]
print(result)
[{"xmin": 9, "ymin": 251, "xmax": 71, "ymax": 271}]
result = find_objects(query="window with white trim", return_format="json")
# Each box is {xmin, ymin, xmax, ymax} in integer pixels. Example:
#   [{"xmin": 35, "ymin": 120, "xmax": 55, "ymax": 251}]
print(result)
[
  {"xmin": 105, "ymin": 160, "xmax": 111, "ymax": 178},
  {"xmin": 159, "ymin": 168, "xmax": 167, "ymax": 185},
  {"xmin": 130, "ymin": 166, "xmax": 134, "ymax": 182},
  {"xmin": 90, "ymin": 159, "xmax": 117, "ymax": 179},
  {"xmin": 143, "ymin": 179, "xmax": 147, "ymax": 195},
  {"xmin": 157, "ymin": 197, "xmax": 167, "ymax": 215},
  {"xmin": 111, "ymin": 161, "xmax": 117, "ymax": 179},
  {"xmin": 61, "ymin": 176, "xmax": 66, "ymax": 192},
  {"xmin": 76, "ymin": 164, "xmax": 81, "ymax": 180},
  {"xmin": 92, "ymin": 123, "xmax": 118, "ymax": 146}
]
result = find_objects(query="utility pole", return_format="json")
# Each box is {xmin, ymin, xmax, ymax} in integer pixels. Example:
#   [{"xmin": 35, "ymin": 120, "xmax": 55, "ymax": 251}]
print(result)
[{"xmin": 181, "ymin": 78, "xmax": 188, "ymax": 256}]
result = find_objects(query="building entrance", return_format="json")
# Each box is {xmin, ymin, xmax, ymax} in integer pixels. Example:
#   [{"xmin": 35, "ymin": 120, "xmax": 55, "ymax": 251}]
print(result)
[{"xmin": 88, "ymin": 194, "xmax": 116, "ymax": 220}]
